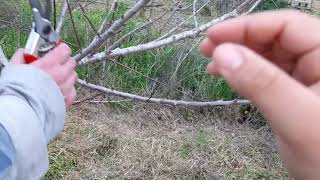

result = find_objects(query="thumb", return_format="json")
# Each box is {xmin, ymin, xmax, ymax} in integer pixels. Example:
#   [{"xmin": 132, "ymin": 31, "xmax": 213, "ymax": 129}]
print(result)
[
  {"xmin": 10, "ymin": 48, "xmax": 26, "ymax": 64},
  {"xmin": 211, "ymin": 43, "xmax": 320, "ymax": 143}
]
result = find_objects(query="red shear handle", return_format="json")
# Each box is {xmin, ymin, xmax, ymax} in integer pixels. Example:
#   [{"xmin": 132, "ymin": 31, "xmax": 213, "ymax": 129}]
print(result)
[
  {"xmin": 24, "ymin": 53, "xmax": 38, "ymax": 64},
  {"xmin": 23, "ymin": 38, "xmax": 63, "ymax": 64},
  {"xmin": 58, "ymin": 38, "xmax": 63, "ymax": 45}
]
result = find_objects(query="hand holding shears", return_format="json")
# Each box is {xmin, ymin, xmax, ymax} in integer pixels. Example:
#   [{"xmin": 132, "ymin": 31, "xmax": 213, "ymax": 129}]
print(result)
[{"xmin": 24, "ymin": 0, "xmax": 62, "ymax": 64}]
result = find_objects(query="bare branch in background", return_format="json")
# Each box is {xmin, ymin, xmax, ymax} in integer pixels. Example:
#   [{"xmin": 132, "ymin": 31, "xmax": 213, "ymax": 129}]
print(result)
[
  {"xmin": 155, "ymin": 0, "xmax": 211, "ymax": 41},
  {"xmin": 171, "ymin": 38, "xmax": 203, "ymax": 81},
  {"xmin": 78, "ymin": 3, "xmax": 101, "ymax": 38},
  {"xmin": 91, "ymin": 0, "xmax": 118, "ymax": 43},
  {"xmin": 15, "ymin": 0, "xmax": 21, "ymax": 48},
  {"xmin": 79, "ymin": 0, "xmax": 261, "ymax": 65},
  {"xmin": 79, "ymin": 11, "xmax": 236, "ymax": 65},
  {"xmin": 192, "ymin": 0, "xmax": 199, "ymax": 28},
  {"xmin": 74, "ymin": 0, "xmax": 152, "ymax": 61},
  {"xmin": 66, "ymin": 0, "xmax": 82, "ymax": 50},
  {"xmin": 56, "ymin": 0, "xmax": 68, "ymax": 34},
  {"xmin": 106, "ymin": 10, "xmax": 168, "ymax": 52},
  {"xmin": 78, "ymin": 79, "xmax": 250, "ymax": 107}
]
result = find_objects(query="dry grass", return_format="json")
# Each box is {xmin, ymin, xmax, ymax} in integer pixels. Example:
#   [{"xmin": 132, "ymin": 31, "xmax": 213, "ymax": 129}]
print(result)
[{"xmin": 45, "ymin": 89, "xmax": 290, "ymax": 180}]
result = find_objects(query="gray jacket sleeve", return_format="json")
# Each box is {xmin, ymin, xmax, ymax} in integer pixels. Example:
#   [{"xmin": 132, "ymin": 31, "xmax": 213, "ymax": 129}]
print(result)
[{"xmin": 0, "ymin": 64, "xmax": 66, "ymax": 179}]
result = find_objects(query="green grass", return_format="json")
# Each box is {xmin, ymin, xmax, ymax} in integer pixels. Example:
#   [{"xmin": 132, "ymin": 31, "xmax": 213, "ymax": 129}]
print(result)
[
  {"xmin": 44, "ymin": 152, "xmax": 78, "ymax": 179},
  {"xmin": 179, "ymin": 131, "xmax": 211, "ymax": 159},
  {"xmin": 0, "ymin": 0, "xmax": 31, "ymax": 57},
  {"xmin": 195, "ymin": 131, "xmax": 210, "ymax": 146},
  {"xmin": 259, "ymin": 0, "xmax": 289, "ymax": 10},
  {"xmin": 179, "ymin": 142, "xmax": 193, "ymax": 159}
]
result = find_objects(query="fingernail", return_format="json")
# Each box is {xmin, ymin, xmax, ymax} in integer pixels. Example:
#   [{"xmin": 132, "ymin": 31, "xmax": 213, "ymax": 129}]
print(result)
[{"xmin": 215, "ymin": 44, "xmax": 243, "ymax": 72}]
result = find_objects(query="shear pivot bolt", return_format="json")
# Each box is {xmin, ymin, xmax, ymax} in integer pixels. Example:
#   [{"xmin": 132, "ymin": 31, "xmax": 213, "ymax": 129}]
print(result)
[{"xmin": 43, "ymin": 25, "xmax": 51, "ymax": 35}]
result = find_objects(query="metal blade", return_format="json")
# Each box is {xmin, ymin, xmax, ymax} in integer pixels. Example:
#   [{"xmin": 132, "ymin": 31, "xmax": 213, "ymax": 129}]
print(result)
[{"xmin": 28, "ymin": 0, "xmax": 52, "ymax": 20}]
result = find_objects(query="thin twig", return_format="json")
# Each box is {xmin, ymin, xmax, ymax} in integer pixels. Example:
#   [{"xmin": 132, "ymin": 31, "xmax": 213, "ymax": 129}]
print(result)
[
  {"xmin": 79, "ymin": 0, "xmax": 262, "ymax": 65},
  {"xmin": 94, "ymin": 0, "xmax": 118, "ymax": 42},
  {"xmin": 155, "ymin": 0, "xmax": 210, "ymax": 41},
  {"xmin": 56, "ymin": 0, "xmax": 68, "ymax": 34},
  {"xmin": 53, "ymin": 0, "xmax": 57, "ymax": 29},
  {"xmin": 0, "ymin": 19, "xmax": 12, "ymax": 24},
  {"xmin": 66, "ymin": 0, "xmax": 82, "ymax": 50},
  {"xmin": 77, "ymin": 79, "xmax": 250, "ymax": 107},
  {"xmin": 74, "ymin": 0, "xmax": 152, "ymax": 61},
  {"xmin": 74, "ymin": 99, "xmax": 131, "ymax": 104},
  {"xmin": 171, "ymin": 38, "xmax": 202, "ymax": 81},
  {"xmin": 15, "ymin": 0, "xmax": 21, "ymax": 48},
  {"xmin": 108, "ymin": 58, "xmax": 200, "ymax": 101},
  {"xmin": 107, "ymin": 9, "xmax": 169, "ymax": 52},
  {"xmin": 79, "ymin": 11, "xmax": 235, "ymax": 65},
  {"xmin": 72, "ymin": 92, "xmax": 105, "ymax": 105},
  {"xmin": 78, "ymin": 3, "xmax": 101, "ymax": 38},
  {"xmin": 192, "ymin": 0, "xmax": 199, "ymax": 28}
]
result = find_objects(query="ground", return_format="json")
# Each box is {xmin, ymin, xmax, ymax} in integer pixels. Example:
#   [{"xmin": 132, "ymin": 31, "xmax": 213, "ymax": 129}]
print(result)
[{"xmin": 45, "ymin": 90, "xmax": 290, "ymax": 180}]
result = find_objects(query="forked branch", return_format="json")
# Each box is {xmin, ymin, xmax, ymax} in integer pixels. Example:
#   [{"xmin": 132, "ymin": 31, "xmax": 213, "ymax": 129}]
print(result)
[
  {"xmin": 74, "ymin": 0, "xmax": 151, "ymax": 61},
  {"xmin": 79, "ymin": 0, "xmax": 262, "ymax": 65}
]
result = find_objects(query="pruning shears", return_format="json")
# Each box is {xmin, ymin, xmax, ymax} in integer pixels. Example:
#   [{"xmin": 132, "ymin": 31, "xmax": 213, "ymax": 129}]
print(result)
[{"xmin": 24, "ymin": 0, "xmax": 62, "ymax": 64}]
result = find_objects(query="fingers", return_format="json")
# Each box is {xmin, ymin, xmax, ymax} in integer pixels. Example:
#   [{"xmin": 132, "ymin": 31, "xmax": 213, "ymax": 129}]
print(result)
[
  {"xmin": 207, "ymin": 61, "xmax": 220, "ymax": 76},
  {"xmin": 211, "ymin": 43, "xmax": 320, "ymax": 143},
  {"xmin": 199, "ymin": 38, "xmax": 215, "ymax": 57},
  {"xmin": 204, "ymin": 10, "xmax": 320, "ymax": 56},
  {"xmin": 40, "ymin": 43, "xmax": 71, "ymax": 66},
  {"xmin": 65, "ymin": 87, "xmax": 77, "ymax": 107},
  {"xmin": 58, "ymin": 58, "xmax": 77, "ymax": 107},
  {"xmin": 56, "ymin": 58, "xmax": 77, "ymax": 84},
  {"xmin": 61, "ymin": 73, "xmax": 77, "ymax": 107},
  {"xmin": 10, "ymin": 49, "xmax": 26, "ymax": 64},
  {"xmin": 293, "ymin": 46, "xmax": 320, "ymax": 86},
  {"xmin": 60, "ymin": 71, "xmax": 78, "ymax": 95}
]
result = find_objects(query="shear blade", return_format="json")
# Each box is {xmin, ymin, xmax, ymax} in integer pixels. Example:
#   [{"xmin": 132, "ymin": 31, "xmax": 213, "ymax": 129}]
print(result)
[{"xmin": 28, "ymin": 0, "xmax": 52, "ymax": 20}]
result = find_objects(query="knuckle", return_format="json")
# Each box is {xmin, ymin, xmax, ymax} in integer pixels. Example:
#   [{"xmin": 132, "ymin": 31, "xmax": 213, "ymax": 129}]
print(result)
[
  {"xmin": 69, "ymin": 58, "xmax": 77, "ymax": 69},
  {"xmin": 55, "ymin": 44, "xmax": 71, "ymax": 58},
  {"xmin": 61, "ymin": 43, "xmax": 72, "ymax": 54},
  {"xmin": 56, "ymin": 74, "xmax": 66, "ymax": 85},
  {"xmin": 66, "ymin": 90, "xmax": 77, "ymax": 107}
]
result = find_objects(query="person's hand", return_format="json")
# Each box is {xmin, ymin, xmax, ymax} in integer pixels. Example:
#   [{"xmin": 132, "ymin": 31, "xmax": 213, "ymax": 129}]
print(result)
[
  {"xmin": 11, "ymin": 44, "xmax": 77, "ymax": 107},
  {"xmin": 200, "ymin": 10, "xmax": 320, "ymax": 179}
]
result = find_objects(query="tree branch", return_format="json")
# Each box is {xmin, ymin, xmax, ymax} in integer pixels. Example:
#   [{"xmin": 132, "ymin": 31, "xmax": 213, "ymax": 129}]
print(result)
[
  {"xmin": 79, "ymin": 0, "xmax": 261, "ymax": 65},
  {"xmin": 79, "ymin": 10, "xmax": 235, "ymax": 65},
  {"xmin": 91, "ymin": 0, "xmax": 118, "ymax": 43},
  {"xmin": 74, "ymin": 0, "xmax": 151, "ymax": 61},
  {"xmin": 56, "ymin": 0, "xmax": 68, "ymax": 34},
  {"xmin": 77, "ymin": 79, "xmax": 250, "ymax": 107}
]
